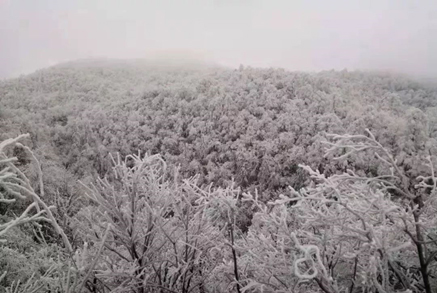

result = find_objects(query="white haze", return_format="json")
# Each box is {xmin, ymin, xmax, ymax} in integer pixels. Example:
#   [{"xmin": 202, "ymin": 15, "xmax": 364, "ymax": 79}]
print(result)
[{"xmin": 1, "ymin": 0, "xmax": 437, "ymax": 79}]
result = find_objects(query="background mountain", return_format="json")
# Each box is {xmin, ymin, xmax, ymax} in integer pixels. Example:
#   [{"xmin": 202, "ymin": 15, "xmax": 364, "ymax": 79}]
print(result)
[{"xmin": 1, "ymin": 60, "xmax": 437, "ymax": 292}]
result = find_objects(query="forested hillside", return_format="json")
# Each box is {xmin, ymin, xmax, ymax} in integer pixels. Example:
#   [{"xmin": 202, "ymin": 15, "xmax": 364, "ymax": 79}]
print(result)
[{"xmin": 1, "ymin": 60, "xmax": 437, "ymax": 292}]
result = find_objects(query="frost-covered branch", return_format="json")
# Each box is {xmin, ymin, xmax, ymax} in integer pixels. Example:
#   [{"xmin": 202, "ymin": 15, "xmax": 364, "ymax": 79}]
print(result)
[
  {"xmin": 0, "ymin": 134, "xmax": 72, "ymax": 252},
  {"xmin": 75, "ymin": 152, "xmax": 225, "ymax": 293},
  {"xmin": 235, "ymin": 129, "xmax": 437, "ymax": 292}
]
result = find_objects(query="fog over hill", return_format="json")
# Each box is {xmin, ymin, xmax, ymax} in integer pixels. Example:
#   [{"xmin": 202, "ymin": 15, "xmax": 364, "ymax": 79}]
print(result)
[
  {"xmin": 2, "ymin": 0, "xmax": 437, "ymax": 79},
  {"xmin": 2, "ymin": 1, "xmax": 437, "ymax": 292}
]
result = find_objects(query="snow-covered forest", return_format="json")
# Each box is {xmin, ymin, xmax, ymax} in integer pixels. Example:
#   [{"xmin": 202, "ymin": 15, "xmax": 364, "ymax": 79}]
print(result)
[{"xmin": 1, "ymin": 60, "xmax": 437, "ymax": 292}]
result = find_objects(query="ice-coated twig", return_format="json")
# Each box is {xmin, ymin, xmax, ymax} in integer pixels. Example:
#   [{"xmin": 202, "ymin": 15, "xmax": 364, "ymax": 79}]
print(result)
[{"xmin": 0, "ymin": 134, "xmax": 73, "ymax": 252}]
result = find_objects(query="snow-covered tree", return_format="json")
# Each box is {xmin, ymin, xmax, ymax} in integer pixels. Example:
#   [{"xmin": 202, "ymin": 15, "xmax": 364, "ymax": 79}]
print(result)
[
  {"xmin": 238, "ymin": 129, "xmax": 437, "ymax": 293},
  {"xmin": 74, "ymin": 152, "xmax": 228, "ymax": 293}
]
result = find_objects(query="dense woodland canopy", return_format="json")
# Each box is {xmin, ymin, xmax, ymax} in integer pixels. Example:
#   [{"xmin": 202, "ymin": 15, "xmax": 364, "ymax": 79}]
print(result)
[{"xmin": 1, "ymin": 60, "xmax": 437, "ymax": 292}]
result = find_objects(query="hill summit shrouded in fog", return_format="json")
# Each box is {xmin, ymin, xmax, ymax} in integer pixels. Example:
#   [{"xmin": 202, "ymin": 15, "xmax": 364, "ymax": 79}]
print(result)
[
  {"xmin": 51, "ymin": 53, "xmax": 221, "ymax": 71},
  {"xmin": 3, "ymin": 1, "xmax": 437, "ymax": 79},
  {"xmin": 1, "ymin": 60, "xmax": 437, "ymax": 292}
]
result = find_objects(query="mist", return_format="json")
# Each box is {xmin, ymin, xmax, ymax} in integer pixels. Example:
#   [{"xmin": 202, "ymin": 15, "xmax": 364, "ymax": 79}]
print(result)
[{"xmin": 1, "ymin": 0, "xmax": 437, "ymax": 79}]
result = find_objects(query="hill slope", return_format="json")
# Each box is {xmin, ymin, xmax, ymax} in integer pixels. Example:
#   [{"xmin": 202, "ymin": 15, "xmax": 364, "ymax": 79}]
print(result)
[
  {"xmin": 2, "ymin": 60, "xmax": 437, "ymax": 292},
  {"xmin": 1, "ymin": 61, "xmax": 436, "ymax": 197}
]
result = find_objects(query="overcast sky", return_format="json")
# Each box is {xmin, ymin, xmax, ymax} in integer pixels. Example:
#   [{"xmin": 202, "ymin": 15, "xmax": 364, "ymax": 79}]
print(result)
[{"xmin": 1, "ymin": 0, "xmax": 437, "ymax": 79}]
